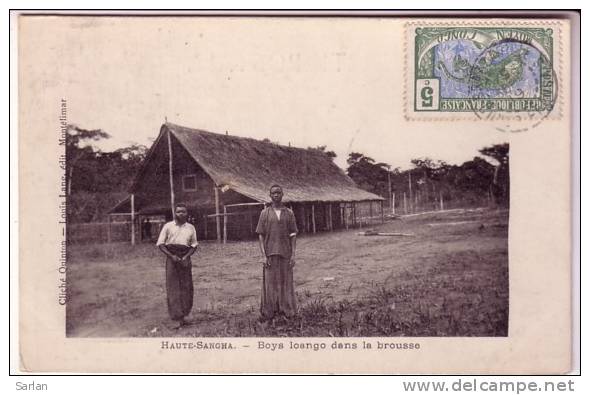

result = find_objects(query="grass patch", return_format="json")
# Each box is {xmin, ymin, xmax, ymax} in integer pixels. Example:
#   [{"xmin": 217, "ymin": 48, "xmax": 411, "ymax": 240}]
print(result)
[
  {"xmin": 68, "ymin": 208, "xmax": 509, "ymax": 337},
  {"xmin": 141, "ymin": 249, "xmax": 507, "ymax": 338}
]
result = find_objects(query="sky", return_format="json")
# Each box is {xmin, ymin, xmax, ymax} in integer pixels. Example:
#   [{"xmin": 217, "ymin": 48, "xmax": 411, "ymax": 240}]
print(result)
[{"xmin": 42, "ymin": 17, "xmax": 509, "ymax": 170}]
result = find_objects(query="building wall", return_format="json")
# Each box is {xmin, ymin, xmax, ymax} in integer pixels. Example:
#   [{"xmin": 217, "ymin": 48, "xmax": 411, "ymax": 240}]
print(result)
[
  {"xmin": 169, "ymin": 134, "xmax": 216, "ymax": 209},
  {"xmin": 134, "ymin": 136, "xmax": 170, "ymax": 210},
  {"xmin": 134, "ymin": 134, "xmax": 221, "ymax": 212}
]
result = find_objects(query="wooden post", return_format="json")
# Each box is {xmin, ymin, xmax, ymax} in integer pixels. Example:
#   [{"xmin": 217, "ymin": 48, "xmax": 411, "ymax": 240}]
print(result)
[
  {"xmin": 328, "ymin": 203, "xmax": 333, "ymax": 231},
  {"xmin": 369, "ymin": 201, "xmax": 373, "ymax": 224},
  {"xmin": 408, "ymin": 171, "xmax": 413, "ymax": 213},
  {"xmin": 130, "ymin": 193, "xmax": 136, "ymax": 245},
  {"xmin": 403, "ymin": 192, "xmax": 407, "ymax": 214},
  {"xmin": 167, "ymin": 130, "xmax": 175, "ymax": 218},
  {"xmin": 215, "ymin": 187, "xmax": 221, "ymax": 243},
  {"xmin": 439, "ymin": 190, "xmax": 444, "ymax": 211},
  {"xmin": 223, "ymin": 205, "xmax": 227, "ymax": 244},
  {"xmin": 392, "ymin": 192, "xmax": 396, "ymax": 214},
  {"xmin": 107, "ymin": 215, "xmax": 112, "ymax": 244},
  {"xmin": 380, "ymin": 200, "xmax": 384, "ymax": 224},
  {"xmin": 357, "ymin": 203, "xmax": 361, "ymax": 229},
  {"xmin": 344, "ymin": 204, "xmax": 348, "ymax": 230},
  {"xmin": 249, "ymin": 207, "xmax": 254, "ymax": 235},
  {"xmin": 311, "ymin": 204, "xmax": 316, "ymax": 234},
  {"xmin": 387, "ymin": 168, "xmax": 392, "ymax": 214},
  {"xmin": 299, "ymin": 205, "xmax": 305, "ymax": 233},
  {"xmin": 204, "ymin": 213, "xmax": 208, "ymax": 240}
]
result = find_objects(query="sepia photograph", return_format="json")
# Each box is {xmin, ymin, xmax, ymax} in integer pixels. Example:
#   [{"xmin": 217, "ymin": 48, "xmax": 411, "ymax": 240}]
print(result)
[
  {"xmin": 65, "ymin": 121, "xmax": 509, "ymax": 338},
  {"xmin": 15, "ymin": 13, "xmax": 574, "ymax": 373}
]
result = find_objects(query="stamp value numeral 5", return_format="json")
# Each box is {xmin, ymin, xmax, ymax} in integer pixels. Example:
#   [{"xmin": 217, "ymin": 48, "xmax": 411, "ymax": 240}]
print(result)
[{"xmin": 416, "ymin": 78, "xmax": 440, "ymax": 111}]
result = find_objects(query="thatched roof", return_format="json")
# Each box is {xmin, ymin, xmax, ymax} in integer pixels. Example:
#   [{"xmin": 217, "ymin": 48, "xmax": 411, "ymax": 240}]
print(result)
[{"xmin": 134, "ymin": 123, "xmax": 383, "ymax": 204}]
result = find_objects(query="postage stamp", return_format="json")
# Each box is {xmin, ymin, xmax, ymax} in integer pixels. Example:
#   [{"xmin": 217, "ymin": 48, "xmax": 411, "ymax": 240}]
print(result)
[{"xmin": 405, "ymin": 21, "xmax": 564, "ymax": 123}]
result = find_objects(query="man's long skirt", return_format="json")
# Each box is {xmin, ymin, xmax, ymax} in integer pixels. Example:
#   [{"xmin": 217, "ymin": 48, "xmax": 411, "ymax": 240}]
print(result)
[
  {"xmin": 261, "ymin": 255, "xmax": 297, "ymax": 319},
  {"xmin": 165, "ymin": 245, "xmax": 194, "ymax": 321}
]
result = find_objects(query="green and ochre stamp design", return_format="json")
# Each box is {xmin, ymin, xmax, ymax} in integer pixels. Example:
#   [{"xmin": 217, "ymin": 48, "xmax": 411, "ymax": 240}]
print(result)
[{"xmin": 414, "ymin": 27, "xmax": 555, "ymax": 113}]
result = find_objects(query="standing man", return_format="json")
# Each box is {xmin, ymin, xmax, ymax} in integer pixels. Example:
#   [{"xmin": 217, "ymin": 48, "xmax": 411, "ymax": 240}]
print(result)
[
  {"xmin": 256, "ymin": 184, "xmax": 298, "ymax": 321},
  {"xmin": 156, "ymin": 203, "xmax": 198, "ymax": 329}
]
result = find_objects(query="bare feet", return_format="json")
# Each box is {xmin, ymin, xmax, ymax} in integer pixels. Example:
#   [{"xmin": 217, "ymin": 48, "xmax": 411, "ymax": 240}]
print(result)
[{"xmin": 172, "ymin": 318, "xmax": 186, "ymax": 329}]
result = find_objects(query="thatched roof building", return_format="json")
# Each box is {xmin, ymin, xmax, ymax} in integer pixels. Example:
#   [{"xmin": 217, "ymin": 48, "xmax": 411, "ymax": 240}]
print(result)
[{"xmin": 111, "ymin": 123, "xmax": 384, "ymax": 243}]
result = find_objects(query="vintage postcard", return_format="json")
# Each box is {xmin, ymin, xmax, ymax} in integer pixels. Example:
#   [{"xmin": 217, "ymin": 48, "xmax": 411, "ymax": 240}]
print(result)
[{"xmin": 15, "ymin": 13, "xmax": 575, "ymax": 374}]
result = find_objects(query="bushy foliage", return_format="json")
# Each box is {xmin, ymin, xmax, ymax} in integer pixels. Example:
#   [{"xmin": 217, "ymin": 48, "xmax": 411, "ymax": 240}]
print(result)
[
  {"xmin": 346, "ymin": 143, "xmax": 510, "ymax": 209},
  {"xmin": 66, "ymin": 124, "xmax": 148, "ymax": 222}
]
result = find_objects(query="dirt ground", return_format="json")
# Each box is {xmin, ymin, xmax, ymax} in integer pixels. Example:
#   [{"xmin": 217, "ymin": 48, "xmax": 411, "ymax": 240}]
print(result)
[{"xmin": 66, "ymin": 208, "xmax": 509, "ymax": 337}]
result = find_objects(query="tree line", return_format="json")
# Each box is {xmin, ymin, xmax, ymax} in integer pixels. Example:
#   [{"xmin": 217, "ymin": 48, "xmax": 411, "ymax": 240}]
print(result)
[
  {"xmin": 345, "ymin": 143, "xmax": 509, "ymax": 213},
  {"xmin": 65, "ymin": 124, "xmax": 508, "ymax": 222},
  {"xmin": 66, "ymin": 125, "xmax": 148, "ymax": 222}
]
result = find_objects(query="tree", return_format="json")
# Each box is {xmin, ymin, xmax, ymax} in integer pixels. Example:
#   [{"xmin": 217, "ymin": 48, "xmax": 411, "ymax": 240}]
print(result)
[
  {"xmin": 408, "ymin": 158, "xmax": 454, "ymax": 209},
  {"xmin": 65, "ymin": 124, "xmax": 150, "ymax": 222},
  {"xmin": 66, "ymin": 124, "xmax": 150, "ymax": 196},
  {"xmin": 346, "ymin": 152, "xmax": 390, "ymax": 196},
  {"xmin": 479, "ymin": 143, "xmax": 509, "ymax": 166},
  {"xmin": 454, "ymin": 157, "xmax": 495, "ymax": 192},
  {"xmin": 308, "ymin": 145, "xmax": 337, "ymax": 161},
  {"xmin": 479, "ymin": 143, "xmax": 509, "ymax": 206},
  {"xmin": 66, "ymin": 124, "xmax": 111, "ymax": 195}
]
